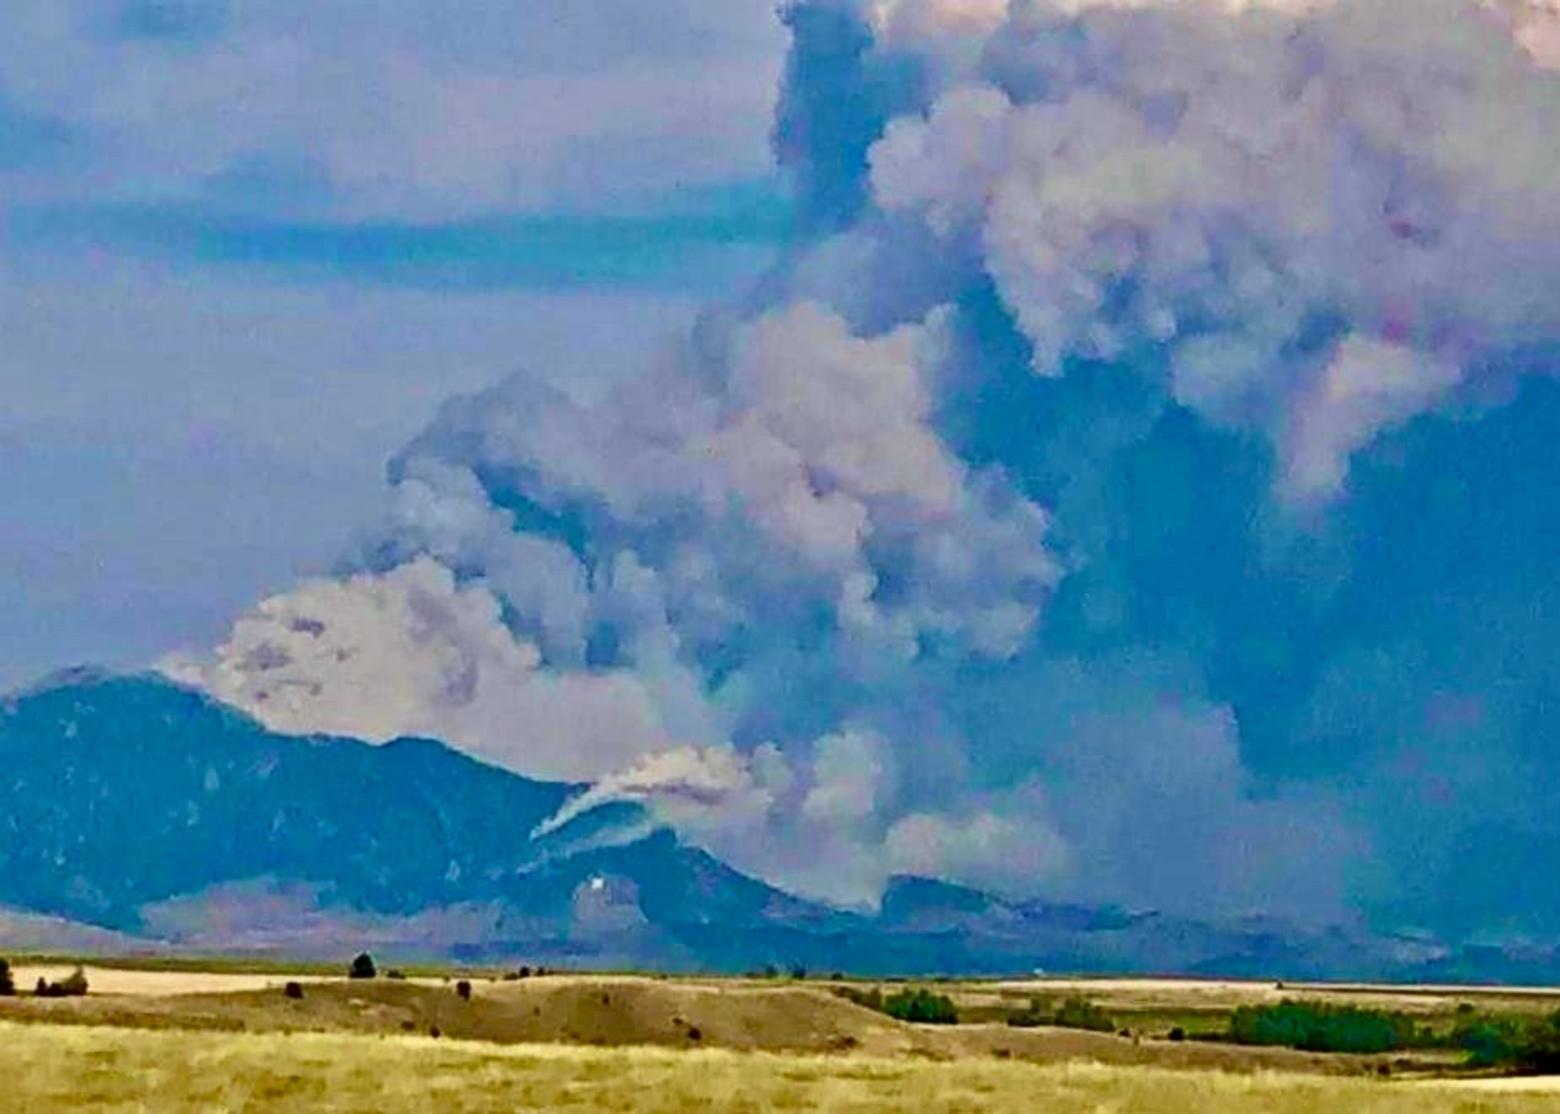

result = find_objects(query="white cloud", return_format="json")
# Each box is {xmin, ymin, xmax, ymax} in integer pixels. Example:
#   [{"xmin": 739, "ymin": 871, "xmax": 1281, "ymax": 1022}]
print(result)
[{"xmin": 0, "ymin": 0, "xmax": 786, "ymax": 216}]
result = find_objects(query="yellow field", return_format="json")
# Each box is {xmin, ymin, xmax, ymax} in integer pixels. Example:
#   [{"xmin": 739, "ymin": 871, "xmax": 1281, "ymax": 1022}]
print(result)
[{"xmin": 1, "ymin": 1021, "xmax": 1557, "ymax": 1113}]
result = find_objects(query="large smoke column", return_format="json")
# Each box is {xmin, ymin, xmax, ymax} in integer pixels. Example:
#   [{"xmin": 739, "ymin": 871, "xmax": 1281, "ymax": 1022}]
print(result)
[{"xmin": 183, "ymin": 0, "xmax": 1560, "ymax": 928}]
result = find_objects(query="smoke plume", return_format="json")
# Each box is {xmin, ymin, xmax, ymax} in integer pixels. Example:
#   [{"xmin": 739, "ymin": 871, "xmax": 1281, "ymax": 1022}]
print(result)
[{"xmin": 178, "ymin": 0, "xmax": 1560, "ymax": 930}]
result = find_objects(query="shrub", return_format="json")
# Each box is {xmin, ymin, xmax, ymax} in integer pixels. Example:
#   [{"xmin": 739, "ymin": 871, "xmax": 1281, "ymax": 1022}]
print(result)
[
  {"xmin": 386, "ymin": 969, "xmax": 407, "ymax": 980},
  {"xmin": 834, "ymin": 984, "xmax": 957, "ymax": 1024},
  {"xmin": 1228, "ymin": 1001, "xmax": 1415, "ymax": 1055},
  {"xmin": 34, "ymin": 968, "xmax": 89, "ymax": 998},
  {"xmin": 1054, "ymin": 997, "xmax": 1115, "ymax": 1033},
  {"xmin": 1455, "ymin": 1010, "xmax": 1560, "ymax": 1071},
  {"xmin": 0, "ymin": 959, "xmax": 13, "ymax": 997},
  {"xmin": 58, "ymin": 968, "xmax": 89, "ymax": 996},
  {"xmin": 790, "ymin": 965, "xmax": 808, "ymax": 981},
  {"xmin": 456, "ymin": 980, "xmax": 472, "ymax": 1001},
  {"xmin": 834, "ymin": 986, "xmax": 883, "ymax": 1012},
  {"xmin": 1168, "ymin": 1027, "xmax": 1186, "ymax": 1042},
  {"xmin": 349, "ymin": 953, "xmax": 377, "ymax": 980},
  {"xmin": 283, "ymin": 982, "xmax": 304, "ymax": 1000},
  {"xmin": 1006, "ymin": 996, "xmax": 1113, "ymax": 1033},
  {"xmin": 882, "ymin": 988, "xmax": 959, "ymax": 1025}
]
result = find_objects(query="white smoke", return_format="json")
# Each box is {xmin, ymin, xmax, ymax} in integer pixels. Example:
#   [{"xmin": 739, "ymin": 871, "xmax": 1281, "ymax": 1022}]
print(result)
[
  {"xmin": 532, "ymin": 744, "xmax": 787, "ymax": 838},
  {"xmin": 871, "ymin": 0, "xmax": 1560, "ymax": 503},
  {"xmin": 179, "ymin": 0, "xmax": 1560, "ymax": 916},
  {"xmin": 165, "ymin": 558, "xmax": 711, "ymax": 782}
]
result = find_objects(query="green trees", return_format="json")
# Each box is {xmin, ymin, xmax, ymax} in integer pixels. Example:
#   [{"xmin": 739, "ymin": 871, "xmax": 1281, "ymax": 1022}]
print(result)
[
  {"xmin": 1006, "ymin": 996, "xmax": 1115, "ymax": 1032},
  {"xmin": 834, "ymin": 985, "xmax": 960, "ymax": 1025},
  {"xmin": 33, "ymin": 968, "xmax": 89, "ymax": 998},
  {"xmin": 1227, "ymin": 1001, "xmax": 1416, "ymax": 1054},
  {"xmin": 881, "ymin": 988, "xmax": 959, "ymax": 1025},
  {"xmin": 1456, "ymin": 1009, "xmax": 1560, "ymax": 1071}
]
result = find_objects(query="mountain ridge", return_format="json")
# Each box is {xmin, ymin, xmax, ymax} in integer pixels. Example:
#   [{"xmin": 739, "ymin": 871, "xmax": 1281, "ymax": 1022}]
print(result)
[{"xmin": 3, "ymin": 672, "xmax": 1557, "ymax": 982}]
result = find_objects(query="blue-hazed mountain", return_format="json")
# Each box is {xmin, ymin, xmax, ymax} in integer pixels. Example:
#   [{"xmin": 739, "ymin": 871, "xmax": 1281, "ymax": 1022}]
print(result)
[
  {"xmin": 0, "ymin": 671, "xmax": 853, "ymax": 968},
  {"xmin": 2, "ymin": 672, "xmax": 1557, "ymax": 981}
]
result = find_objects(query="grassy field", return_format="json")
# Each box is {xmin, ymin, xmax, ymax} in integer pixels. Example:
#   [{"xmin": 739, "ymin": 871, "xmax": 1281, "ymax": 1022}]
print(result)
[
  {"xmin": 2, "ymin": 1021, "xmax": 1557, "ymax": 1113},
  {"xmin": 1, "ymin": 963, "xmax": 1557, "ymax": 1110},
  {"xmin": 946, "ymin": 977, "xmax": 1560, "ymax": 1044}
]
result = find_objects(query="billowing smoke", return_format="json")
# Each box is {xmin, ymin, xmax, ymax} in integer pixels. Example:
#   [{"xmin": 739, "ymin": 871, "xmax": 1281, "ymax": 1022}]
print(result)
[
  {"xmin": 164, "ymin": 558, "xmax": 712, "ymax": 782},
  {"xmin": 178, "ymin": 0, "xmax": 1560, "ymax": 929}
]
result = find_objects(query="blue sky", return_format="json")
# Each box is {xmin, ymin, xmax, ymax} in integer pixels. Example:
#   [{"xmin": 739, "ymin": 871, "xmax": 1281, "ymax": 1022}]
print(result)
[{"xmin": 0, "ymin": 1, "xmax": 789, "ymax": 687}]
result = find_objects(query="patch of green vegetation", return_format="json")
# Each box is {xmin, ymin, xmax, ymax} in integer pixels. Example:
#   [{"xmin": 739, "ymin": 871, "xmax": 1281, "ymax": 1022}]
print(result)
[
  {"xmin": 1007, "ymin": 996, "xmax": 1115, "ymax": 1033},
  {"xmin": 834, "ymin": 985, "xmax": 884, "ymax": 1011},
  {"xmin": 833, "ymin": 986, "xmax": 959, "ymax": 1025},
  {"xmin": 33, "ymin": 967, "xmax": 89, "ymax": 999},
  {"xmin": 882, "ymin": 989, "xmax": 959, "ymax": 1025},
  {"xmin": 1454, "ymin": 1009, "xmax": 1560, "ymax": 1072},
  {"xmin": 1227, "ymin": 1001, "xmax": 1423, "ymax": 1055}
]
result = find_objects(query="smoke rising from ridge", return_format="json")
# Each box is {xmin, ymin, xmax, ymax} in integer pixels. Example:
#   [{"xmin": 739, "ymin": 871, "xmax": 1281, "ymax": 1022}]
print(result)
[{"xmin": 178, "ymin": 0, "xmax": 1560, "ymax": 928}]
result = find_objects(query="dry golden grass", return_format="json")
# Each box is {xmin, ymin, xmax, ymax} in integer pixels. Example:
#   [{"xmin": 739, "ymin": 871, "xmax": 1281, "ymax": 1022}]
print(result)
[
  {"xmin": 0, "ymin": 975, "xmax": 1444, "ymax": 1075},
  {"xmin": 10, "ymin": 964, "xmax": 337, "ymax": 997},
  {"xmin": 1, "ymin": 1021, "xmax": 1556, "ymax": 1113}
]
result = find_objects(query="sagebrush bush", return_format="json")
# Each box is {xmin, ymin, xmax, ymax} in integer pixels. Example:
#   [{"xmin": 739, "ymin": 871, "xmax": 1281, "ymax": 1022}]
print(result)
[{"xmin": 835, "ymin": 986, "xmax": 883, "ymax": 1011}]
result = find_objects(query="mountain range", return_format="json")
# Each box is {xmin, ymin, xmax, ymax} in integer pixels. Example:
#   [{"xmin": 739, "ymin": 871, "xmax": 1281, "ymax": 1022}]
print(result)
[{"xmin": 3, "ymin": 671, "xmax": 1556, "ymax": 983}]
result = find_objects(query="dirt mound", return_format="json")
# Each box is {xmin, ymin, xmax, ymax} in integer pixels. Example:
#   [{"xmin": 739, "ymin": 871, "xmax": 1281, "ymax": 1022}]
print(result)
[{"xmin": 359, "ymin": 978, "xmax": 927, "ymax": 1056}]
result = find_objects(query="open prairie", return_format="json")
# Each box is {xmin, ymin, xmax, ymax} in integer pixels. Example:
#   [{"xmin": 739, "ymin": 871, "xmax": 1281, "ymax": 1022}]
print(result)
[
  {"xmin": 3, "ymin": 1021, "xmax": 1559, "ymax": 1113},
  {"xmin": 1, "ymin": 964, "xmax": 1558, "ymax": 1110}
]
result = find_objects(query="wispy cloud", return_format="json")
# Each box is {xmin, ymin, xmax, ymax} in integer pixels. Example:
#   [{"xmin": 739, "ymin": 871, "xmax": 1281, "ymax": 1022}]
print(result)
[{"xmin": 4, "ymin": 181, "xmax": 792, "ymax": 291}]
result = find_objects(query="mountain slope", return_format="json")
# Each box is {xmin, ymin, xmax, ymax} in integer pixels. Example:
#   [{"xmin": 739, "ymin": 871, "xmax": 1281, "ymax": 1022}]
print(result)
[
  {"xmin": 3, "ymin": 673, "xmax": 1556, "ymax": 981},
  {"xmin": 1, "ymin": 673, "xmax": 666, "ymax": 928}
]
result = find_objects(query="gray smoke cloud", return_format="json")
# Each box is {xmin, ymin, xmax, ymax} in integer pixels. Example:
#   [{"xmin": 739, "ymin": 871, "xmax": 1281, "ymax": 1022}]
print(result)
[{"xmin": 177, "ymin": 0, "xmax": 1560, "ymax": 924}]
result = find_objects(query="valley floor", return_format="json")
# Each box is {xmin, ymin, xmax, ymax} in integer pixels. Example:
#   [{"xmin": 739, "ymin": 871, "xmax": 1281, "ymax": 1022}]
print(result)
[
  {"xmin": 3, "ymin": 1021, "xmax": 1560, "ymax": 1113},
  {"xmin": 2, "ymin": 967, "xmax": 1558, "ymax": 1110}
]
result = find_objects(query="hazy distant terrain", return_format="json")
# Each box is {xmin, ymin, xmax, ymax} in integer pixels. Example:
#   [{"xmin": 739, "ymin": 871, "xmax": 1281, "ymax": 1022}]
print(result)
[{"xmin": 7, "ymin": 673, "xmax": 1560, "ymax": 983}]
